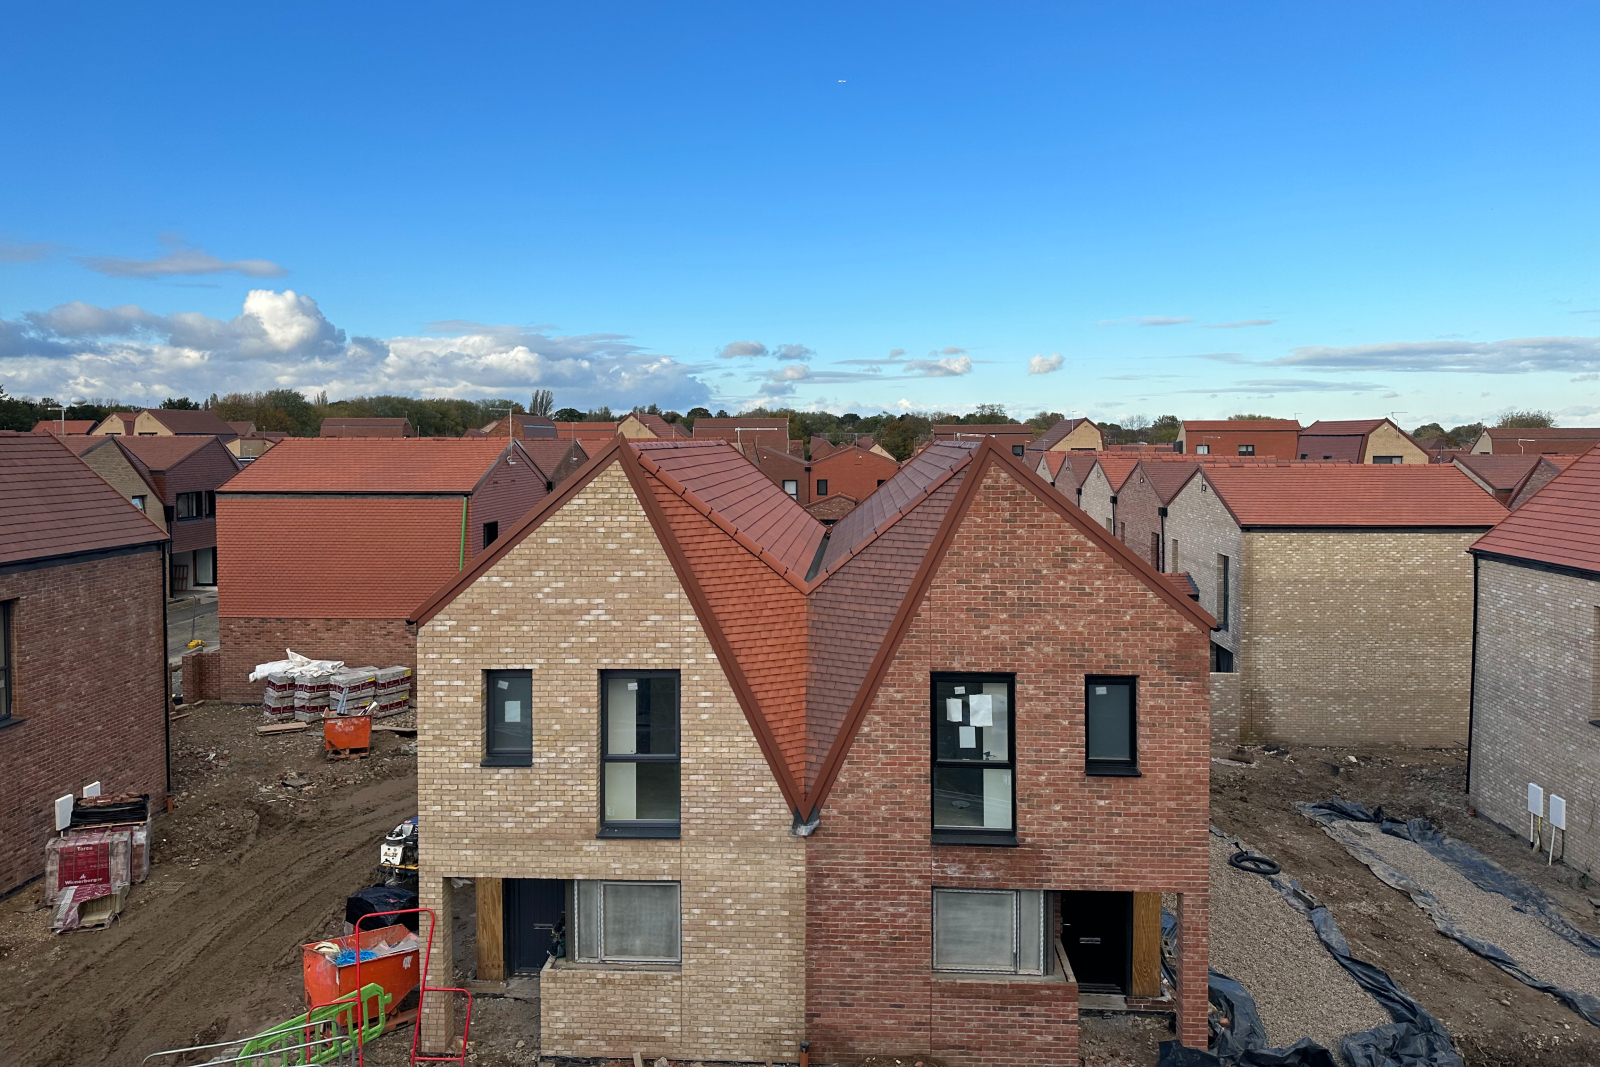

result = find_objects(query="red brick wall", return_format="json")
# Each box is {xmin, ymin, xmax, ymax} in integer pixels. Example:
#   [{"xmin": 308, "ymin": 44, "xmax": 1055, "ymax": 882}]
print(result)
[
  {"xmin": 1113, "ymin": 470, "xmax": 1164, "ymax": 568},
  {"xmin": 810, "ymin": 448, "xmax": 900, "ymax": 505},
  {"xmin": 164, "ymin": 439, "xmax": 241, "ymax": 555},
  {"xmin": 181, "ymin": 647, "xmax": 222, "ymax": 702},
  {"xmin": 218, "ymin": 617, "xmax": 414, "ymax": 703},
  {"xmin": 932, "ymin": 976, "xmax": 1079, "ymax": 1066},
  {"xmin": 466, "ymin": 446, "xmax": 549, "ymax": 558},
  {"xmin": 805, "ymin": 463, "xmax": 1212, "ymax": 1064},
  {"xmin": 0, "ymin": 547, "xmax": 168, "ymax": 894}
]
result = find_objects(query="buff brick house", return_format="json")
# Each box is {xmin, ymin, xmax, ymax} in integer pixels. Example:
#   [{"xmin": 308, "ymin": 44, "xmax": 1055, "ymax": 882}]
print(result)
[
  {"xmin": 408, "ymin": 437, "xmax": 1215, "ymax": 1066},
  {"xmin": 215, "ymin": 437, "xmax": 553, "ymax": 701}
]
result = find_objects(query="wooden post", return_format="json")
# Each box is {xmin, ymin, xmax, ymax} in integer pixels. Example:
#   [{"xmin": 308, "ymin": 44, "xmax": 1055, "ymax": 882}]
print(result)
[
  {"xmin": 477, "ymin": 877, "xmax": 504, "ymax": 981},
  {"xmin": 1131, "ymin": 891, "xmax": 1161, "ymax": 998}
]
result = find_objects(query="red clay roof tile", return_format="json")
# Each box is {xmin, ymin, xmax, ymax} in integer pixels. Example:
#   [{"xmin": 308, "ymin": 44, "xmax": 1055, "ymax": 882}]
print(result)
[
  {"xmin": 220, "ymin": 437, "xmax": 518, "ymax": 493},
  {"xmin": 1203, "ymin": 465, "xmax": 1507, "ymax": 527},
  {"xmin": 0, "ymin": 432, "xmax": 166, "ymax": 563},
  {"xmin": 1472, "ymin": 445, "xmax": 1600, "ymax": 572}
]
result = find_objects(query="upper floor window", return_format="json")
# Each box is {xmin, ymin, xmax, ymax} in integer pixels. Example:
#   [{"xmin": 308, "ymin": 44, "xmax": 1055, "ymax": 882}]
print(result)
[
  {"xmin": 1216, "ymin": 554, "xmax": 1231, "ymax": 631},
  {"xmin": 601, "ymin": 671, "xmax": 680, "ymax": 837},
  {"xmin": 782, "ymin": 479, "xmax": 798, "ymax": 499},
  {"xmin": 483, "ymin": 520, "xmax": 499, "ymax": 547},
  {"xmin": 1195, "ymin": 444, "xmax": 1210, "ymax": 455},
  {"xmin": 1373, "ymin": 455, "xmax": 1402, "ymax": 464},
  {"xmin": 484, "ymin": 669, "xmax": 533, "ymax": 765},
  {"xmin": 131, "ymin": 495, "xmax": 147, "ymax": 513},
  {"xmin": 1085, "ymin": 677, "xmax": 1137, "ymax": 776},
  {"xmin": 573, "ymin": 880, "xmax": 681, "ymax": 964},
  {"xmin": 932, "ymin": 887, "xmax": 1045, "ymax": 975},
  {"xmin": 816, "ymin": 479, "xmax": 829, "ymax": 496},
  {"xmin": 1011, "ymin": 444, "xmax": 1026, "ymax": 457},
  {"xmin": 1238, "ymin": 444, "xmax": 1255, "ymax": 456},
  {"xmin": 174, "ymin": 491, "xmax": 215, "ymax": 520},
  {"xmin": 0, "ymin": 600, "xmax": 13, "ymax": 722},
  {"xmin": 932, "ymin": 674, "xmax": 1015, "ymax": 844}
]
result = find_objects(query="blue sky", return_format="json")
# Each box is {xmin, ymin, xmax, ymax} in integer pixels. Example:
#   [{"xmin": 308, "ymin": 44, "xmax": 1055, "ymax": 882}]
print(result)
[{"xmin": 3, "ymin": 2, "xmax": 1599, "ymax": 426}]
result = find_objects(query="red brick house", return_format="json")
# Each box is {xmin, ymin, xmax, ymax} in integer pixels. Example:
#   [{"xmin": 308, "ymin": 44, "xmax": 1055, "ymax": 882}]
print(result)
[
  {"xmin": 752, "ymin": 444, "xmax": 812, "ymax": 503},
  {"xmin": 116, "ymin": 435, "xmax": 242, "ymax": 593},
  {"xmin": 406, "ymin": 437, "xmax": 1214, "ymax": 1065},
  {"xmin": 0, "ymin": 433, "xmax": 169, "ymax": 894},
  {"xmin": 1176, "ymin": 419, "xmax": 1301, "ymax": 458},
  {"xmin": 1469, "ymin": 426, "xmax": 1600, "ymax": 455},
  {"xmin": 690, "ymin": 416, "xmax": 791, "ymax": 457},
  {"xmin": 809, "ymin": 442, "xmax": 899, "ymax": 505},
  {"xmin": 931, "ymin": 423, "xmax": 1035, "ymax": 456},
  {"xmin": 215, "ymin": 437, "xmax": 554, "ymax": 702},
  {"xmin": 320, "ymin": 417, "xmax": 416, "ymax": 437}
]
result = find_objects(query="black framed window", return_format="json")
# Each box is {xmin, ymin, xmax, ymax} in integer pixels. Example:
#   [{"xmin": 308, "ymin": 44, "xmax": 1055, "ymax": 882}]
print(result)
[
  {"xmin": 483, "ymin": 520, "xmax": 500, "ymax": 547},
  {"xmin": 600, "ymin": 671, "xmax": 680, "ymax": 837},
  {"xmin": 1216, "ymin": 554, "xmax": 1230, "ymax": 631},
  {"xmin": 484, "ymin": 669, "xmax": 533, "ymax": 765},
  {"xmin": 1011, "ymin": 444, "xmax": 1026, "ymax": 456},
  {"xmin": 816, "ymin": 479, "xmax": 829, "ymax": 496},
  {"xmin": 1238, "ymin": 444, "xmax": 1255, "ymax": 456},
  {"xmin": 782, "ymin": 479, "xmax": 798, "ymax": 499},
  {"xmin": 175, "ymin": 491, "xmax": 203, "ymax": 519},
  {"xmin": 131, "ymin": 494, "xmax": 147, "ymax": 513},
  {"xmin": 0, "ymin": 600, "xmax": 13, "ymax": 722},
  {"xmin": 932, "ymin": 674, "xmax": 1015, "ymax": 844},
  {"xmin": 573, "ymin": 880, "xmax": 681, "ymax": 963},
  {"xmin": 204, "ymin": 490, "xmax": 216, "ymax": 516},
  {"xmin": 1085, "ymin": 677, "xmax": 1137, "ymax": 776},
  {"xmin": 932, "ymin": 888, "xmax": 1045, "ymax": 974}
]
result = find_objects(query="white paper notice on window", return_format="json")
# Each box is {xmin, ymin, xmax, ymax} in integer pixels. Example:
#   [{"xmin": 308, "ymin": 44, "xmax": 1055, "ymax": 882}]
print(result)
[
  {"xmin": 503, "ymin": 700, "xmax": 522, "ymax": 723},
  {"xmin": 946, "ymin": 698, "xmax": 964, "ymax": 721},
  {"xmin": 627, "ymin": 681, "xmax": 638, "ymax": 691},
  {"xmin": 954, "ymin": 686, "xmax": 965, "ymax": 694},
  {"xmin": 1095, "ymin": 686, "xmax": 1108, "ymax": 696},
  {"xmin": 497, "ymin": 679, "xmax": 510, "ymax": 690},
  {"xmin": 969, "ymin": 693, "xmax": 993, "ymax": 726},
  {"xmin": 959, "ymin": 725, "xmax": 977, "ymax": 748}
]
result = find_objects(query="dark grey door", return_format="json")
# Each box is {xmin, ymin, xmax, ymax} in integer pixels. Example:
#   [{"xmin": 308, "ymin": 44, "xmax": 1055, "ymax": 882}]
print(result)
[
  {"xmin": 1060, "ymin": 890, "xmax": 1132, "ymax": 994},
  {"xmin": 504, "ymin": 878, "xmax": 565, "ymax": 974}
]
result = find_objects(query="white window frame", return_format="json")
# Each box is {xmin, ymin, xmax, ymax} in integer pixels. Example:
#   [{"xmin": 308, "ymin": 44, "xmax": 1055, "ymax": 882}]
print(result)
[
  {"xmin": 931, "ymin": 887, "xmax": 1046, "ymax": 975},
  {"xmin": 573, "ymin": 880, "xmax": 682, "ymax": 964}
]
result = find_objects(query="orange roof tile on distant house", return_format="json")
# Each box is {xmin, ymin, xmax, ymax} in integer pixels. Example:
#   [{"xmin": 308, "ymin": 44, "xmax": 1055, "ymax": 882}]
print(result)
[
  {"xmin": 1140, "ymin": 460, "xmax": 1201, "ymax": 504},
  {"xmin": 32, "ymin": 420, "xmax": 97, "ymax": 435},
  {"xmin": 1182, "ymin": 419, "xmax": 1302, "ymax": 432},
  {"xmin": 1473, "ymin": 426, "xmax": 1600, "ymax": 455},
  {"xmin": 1471, "ymin": 445, "xmax": 1600, "ymax": 574},
  {"xmin": 1093, "ymin": 453, "xmax": 1142, "ymax": 493},
  {"xmin": 221, "ymin": 436, "xmax": 529, "ymax": 493},
  {"xmin": 1202, "ymin": 465, "xmax": 1508, "ymax": 528},
  {"xmin": 320, "ymin": 417, "xmax": 417, "ymax": 437},
  {"xmin": 553, "ymin": 420, "xmax": 623, "ymax": 446},
  {"xmin": 0, "ymin": 432, "xmax": 166, "ymax": 564}
]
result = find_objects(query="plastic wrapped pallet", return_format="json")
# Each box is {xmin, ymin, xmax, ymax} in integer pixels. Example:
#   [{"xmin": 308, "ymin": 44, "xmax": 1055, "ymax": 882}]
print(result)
[
  {"xmin": 329, "ymin": 667, "xmax": 379, "ymax": 709},
  {"xmin": 45, "ymin": 829, "xmax": 132, "ymax": 905},
  {"xmin": 293, "ymin": 671, "xmax": 333, "ymax": 720},
  {"xmin": 376, "ymin": 665, "xmax": 412, "ymax": 703}
]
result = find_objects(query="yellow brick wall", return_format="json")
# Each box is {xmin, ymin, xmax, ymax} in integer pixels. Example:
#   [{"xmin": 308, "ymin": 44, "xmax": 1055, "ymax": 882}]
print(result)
[
  {"xmin": 415, "ymin": 461, "xmax": 805, "ymax": 1061},
  {"xmin": 1363, "ymin": 423, "xmax": 1429, "ymax": 464},
  {"xmin": 1238, "ymin": 530, "xmax": 1479, "ymax": 746}
]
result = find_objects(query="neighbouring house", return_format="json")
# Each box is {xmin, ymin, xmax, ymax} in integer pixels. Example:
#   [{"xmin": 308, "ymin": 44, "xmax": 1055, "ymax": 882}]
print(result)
[
  {"xmin": 223, "ymin": 421, "xmax": 289, "ymax": 462},
  {"xmin": 809, "ymin": 443, "xmax": 899, "ymax": 504},
  {"xmin": 1075, "ymin": 455, "xmax": 1143, "ymax": 540},
  {"xmin": 1164, "ymin": 464, "xmax": 1506, "ymax": 747},
  {"xmin": 804, "ymin": 494, "xmax": 858, "ymax": 524},
  {"xmin": 1453, "ymin": 453, "xmax": 1578, "ymax": 509},
  {"xmin": 931, "ymin": 423, "xmax": 1035, "ymax": 457},
  {"xmin": 809, "ymin": 435, "xmax": 893, "ymax": 461},
  {"xmin": 1175, "ymin": 419, "xmax": 1301, "ymax": 458},
  {"xmin": 31, "ymin": 419, "xmax": 97, "ymax": 435},
  {"xmin": 1098, "ymin": 460, "xmax": 1204, "ymax": 571},
  {"xmin": 0, "ymin": 432, "xmax": 169, "ymax": 895},
  {"xmin": 214, "ymin": 437, "xmax": 554, "ymax": 703},
  {"xmin": 320, "ymin": 417, "xmax": 417, "ymax": 438},
  {"xmin": 690, "ymin": 416, "xmax": 791, "ymax": 457},
  {"xmin": 516, "ymin": 437, "xmax": 590, "ymax": 489},
  {"xmin": 59, "ymin": 437, "xmax": 167, "ymax": 536},
  {"xmin": 116, "ymin": 436, "xmax": 242, "ymax": 594},
  {"xmin": 1296, "ymin": 418, "xmax": 1428, "ymax": 464},
  {"xmin": 1470, "ymin": 426, "xmax": 1600, "ymax": 455},
  {"xmin": 1025, "ymin": 417, "xmax": 1104, "ymax": 455},
  {"xmin": 1467, "ymin": 444, "xmax": 1600, "ymax": 877},
  {"xmin": 753, "ymin": 444, "xmax": 812, "ymax": 503},
  {"xmin": 1039, "ymin": 452, "xmax": 1101, "ymax": 508},
  {"xmin": 406, "ymin": 437, "xmax": 1214, "ymax": 1067},
  {"xmin": 92, "ymin": 408, "xmax": 238, "ymax": 438}
]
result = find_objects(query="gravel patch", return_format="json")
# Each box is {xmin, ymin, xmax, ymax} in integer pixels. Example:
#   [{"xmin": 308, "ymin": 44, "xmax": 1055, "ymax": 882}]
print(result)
[
  {"xmin": 1208, "ymin": 832, "xmax": 1389, "ymax": 1053},
  {"xmin": 1330, "ymin": 821, "xmax": 1600, "ymax": 1003}
]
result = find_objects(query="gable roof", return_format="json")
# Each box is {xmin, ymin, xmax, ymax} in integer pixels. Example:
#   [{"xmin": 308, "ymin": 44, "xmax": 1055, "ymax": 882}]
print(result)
[
  {"xmin": 320, "ymin": 417, "xmax": 416, "ymax": 436},
  {"xmin": 1182, "ymin": 419, "xmax": 1301, "ymax": 432},
  {"xmin": 690, "ymin": 417, "xmax": 789, "ymax": 431},
  {"xmin": 1140, "ymin": 460, "xmax": 1201, "ymax": 504},
  {"xmin": 141, "ymin": 408, "xmax": 237, "ymax": 435},
  {"xmin": 1027, "ymin": 417, "xmax": 1091, "ymax": 451},
  {"xmin": 95, "ymin": 412, "xmax": 139, "ymax": 433},
  {"xmin": 1301, "ymin": 418, "xmax": 1386, "ymax": 435},
  {"xmin": 1202, "ymin": 465, "xmax": 1507, "ymax": 527},
  {"xmin": 410, "ymin": 438, "xmax": 1214, "ymax": 816},
  {"xmin": 0, "ymin": 432, "xmax": 167, "ymax": 564},
  {"xmin": 1453, "ymin": 454, "xmax": 1548, "ymax": 493},
  {"xmin": 33, "ymin": 420, "xmax": 97, "ymax": 435},
  {"xmin": 1295, "ymin": 434, "xmax": 1364, "ymax": 462},
  {"xmin": 1093, "ymin": 454, "xmax": 1142, "ymax": 494},
  {"xmin": 1471, "ymin": 445, "xmax": 1600, "ymax": 574},
  {"xmin": 931, "ymin": 423, "xmax": 1031, "ymax": 437},
  {"xmin": 1039, "ymin": 452, "xmax": 1070, "ymax": 481},
  {"xmin": 1482, "ymin": 426, "xmax": 1600, "ymax": 441},
  {"xmin": 220, "ymin": 437, "xmax": 522, "ymax": 494},
  {"xmin": 518, "ymin": 437, "xmax": 588, "ymax": 483},
  {"xmin": 112, "ymin": 434, "xmax": 219, "ymax": 472},
  {"xmin": 625, "ymin": 412, "xmax": 688, "ymax": 438}
]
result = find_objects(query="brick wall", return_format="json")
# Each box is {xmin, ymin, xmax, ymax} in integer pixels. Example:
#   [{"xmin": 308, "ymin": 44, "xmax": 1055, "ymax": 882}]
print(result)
[
  {"xmin": 809, "ymin": 448, "xmax": 900, "ymax": 505},
  {"xmin": 164, "ymin": 439, "xmax": 241, "ymax": 555},
  {"xmin": 414, "ymin": 461, "xmax": 805, "ymax": 1062},
  {"xmin": 1110, "ymin": 468, "xmax": 1163, "ymax": 568},
  {"xmin": 1163, "ymin": 472, "xmax": 1242, "ymax": 663},
  {"xmin": 1364, "ymin": 423, "xmax": 1428, "ymax": 464},
  {"xmin": 1210, "ymin": 672, "xmax": 1241, "ymax": 746},
  {"xmin": 806, "ymin": 463, "xmax": 1212, "ymax": 1066},
  {"xmin": 0, "ymin": 547, "xmax": 168, "ymax": 894},
  {"xmin": 182, "ymin": 647, "xmax": 222, "ymax": 702},
  {"xmin": 218, "ymin": 617, "xmax": 415, "ymax": 703},
  {"xmin": 80, "ymin": 445, "xmax": 166, "ymax": 534},
  {"xmin": 1469, "ymin": 557, "xmax": 1600, "ymax": 877},
  {"xmin": 465, "ymin": 445, "xmax": 549, "ymax": 558},
  {"xmin": 1238, "ymin": 530, "xmax": 1479, "ymax": 747},
  {"xmin": 1076, "ymin": 466, "xmax": 1116, "ymax": 533}
]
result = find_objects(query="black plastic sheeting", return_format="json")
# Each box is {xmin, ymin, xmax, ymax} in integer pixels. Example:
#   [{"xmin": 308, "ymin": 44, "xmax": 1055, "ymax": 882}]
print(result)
[
  {"xmin": 1158, "ymin": 829, "xmax": 1464, "ymax": 1067},
  {"xmin": 1300, "ymin": 799, "xmax": 1600, "ymax": 1030}
]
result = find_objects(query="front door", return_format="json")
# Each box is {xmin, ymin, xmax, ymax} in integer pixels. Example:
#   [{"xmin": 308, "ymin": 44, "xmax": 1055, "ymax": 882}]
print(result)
[
  {"xmin": 504, "ymin": 878, "xmax": 565, "ymax": 975},
  {"xmin": 1060, "ymin": 890, "xmax": 1132, "ymax": 994}
]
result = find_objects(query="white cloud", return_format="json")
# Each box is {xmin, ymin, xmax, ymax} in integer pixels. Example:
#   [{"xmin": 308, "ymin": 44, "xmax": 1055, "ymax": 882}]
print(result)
[
  {"xmin": 1205, "ymin": 319, "xmax": 1275, "ymax": 329},
  {"xmin": 1028, "ymin": 353, "xmax": 1064, "ymax": 375},
  {"xmin": 76, "ymin": 236, "xmax": 288, "ymax": 279},
  {"xmin": 1098, "ymin": 315, "xmax": 1193, "ymax": 327},
  {"xmin": 1274, "ymin": 336, "xmax": 1600, "ymax": 374},
  {"xmin": 0, "ymin": 241, "xmax": 51, "ymax": 263},
  {"xmin": 1176, "ymin": 378, "xmax": 1388, "ymax": 395},
  {"xmin": 0, "ymin": 290, "xmax": 712, "ymax": 410},
  {"xmin": 901, "ymin": 354, "xmax": 972, "ymax": 377},
  {"xmin": 717, "ymin": 340, "xmax": 814, "ymax": 360}
]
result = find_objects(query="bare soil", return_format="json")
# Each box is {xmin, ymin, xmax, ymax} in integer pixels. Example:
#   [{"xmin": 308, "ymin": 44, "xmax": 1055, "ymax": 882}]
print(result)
[
  {"xmin": 0, "ymin": 701, "xmax": 417, "ymax": 1067},
  {"xmin": 1209, "ymin": 743, "xmax": 1600, "ymax": 1067}
]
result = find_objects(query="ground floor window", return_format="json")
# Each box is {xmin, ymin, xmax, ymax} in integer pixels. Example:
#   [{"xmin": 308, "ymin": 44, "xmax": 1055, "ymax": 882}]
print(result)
[
  {"xmin": 1211, "ymin": 642, "xmax": 1236, "ymax": 673},
  {"xmin": 194, "ymin": 547, "xmax": 216, "ymax": 586},
  {"xmin": 932, "ymin": 887, "xmax": 1045, "ymax": 974},
  {"xmin": 573, "ymin": 880, "xmax": 681, "ymax": 964}
]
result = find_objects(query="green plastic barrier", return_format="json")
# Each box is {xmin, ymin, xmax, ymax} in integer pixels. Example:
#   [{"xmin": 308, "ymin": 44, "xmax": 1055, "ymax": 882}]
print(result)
[{"xmin": 237, "ymin": 983, "xmax": 393, "ymax": 1065}]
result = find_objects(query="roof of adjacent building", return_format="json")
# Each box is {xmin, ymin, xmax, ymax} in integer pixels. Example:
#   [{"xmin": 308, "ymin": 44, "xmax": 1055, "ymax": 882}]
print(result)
[
  {"xmin": 114, "ymin": 434, "xmax": 226, "ymax": 472},
  {"xmin": 803, "ymin": 494, "xmax": 859, "ymax": 522},
  {"xmin": 1202, "ymin": 465, "xmax": 1508, "ymax": 527},
  {"xmin": 227, "ymin": 421, "xmax": 256, "ymax": 436},
  {"xmin": 1301, "ymin": 418, "xmax": 1386, "ymax": 435},
  {"xmin": 1472, "ymin": 445, "xmax": 1600, "ymax": 573},
  {"xmin": 931, "ymin": 423, "xmax": 1032, "ymax": 436},
  {"xmin": 98, "ymin": 412, "xmax": 139, "ymax": 432},
  {"xmin": 411, "ymin": 437, "xmax": 1214, "ymax": 814},
  {"xmin": 1141, "ymin": 460, "xmax": 1201, "ymax": 504},
  {"xmin": 33, "ymin": 419, "xmax": 97, "ymax": 435},
  {"xmin": 1182, "ymin": 419, "xmax": 1302, "ymax": 432},
  {"xmin": 1295, "ymin": 434, "xmax": 1365, "ymax": 462},
  {"xmin": 691, "ymin": 417, "xmax": 790, "ymax": 431},
  {"xmin": 219, "ymin": 437, "xmax": 522, "ymax": 494},
  {"xmin": 627, "ymin": 412, "xmax": 688, "ymax": 438},
  {"xmin": 1454, "ymin": 454, "xmax": 1550, "ymax": 492},
  {"xmin": 1482, "ymin": 426, "xmax": 1600, "ymax": 440},
  {"xmin": 141, "ymin": 408, "xmax": 238, "ymax": 436},
  {"xmin": 1026, "ymin": 417, "xmax": 1093, "ymax": 451},
  {"xmin": 518, "ymin": 437, "xmax": 587, "ymax": 481},
  {"xmin": 0, "ymin": 432, "xmax": 166, "ymax": 564},
  {"xmin": 1038, "ymin": 452, "xmax": 1071, "ymax": 480},
  {"xmin": 320, "ymin": 417, "xmax": 416, "ymax": 436}
]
